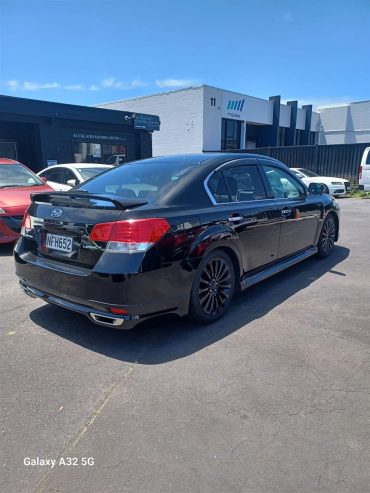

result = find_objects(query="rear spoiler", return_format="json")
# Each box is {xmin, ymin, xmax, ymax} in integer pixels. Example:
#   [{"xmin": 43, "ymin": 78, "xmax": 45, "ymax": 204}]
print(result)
[{"xmin": 30, "ymin": 191, "xmax": 148, "ymax": 210}]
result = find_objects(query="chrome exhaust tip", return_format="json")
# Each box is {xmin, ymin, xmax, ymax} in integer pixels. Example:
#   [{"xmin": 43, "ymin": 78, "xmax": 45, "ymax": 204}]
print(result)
[
  {"xmin": 89, "ymin": 313, "xmax": 125, "ymax": 327},
  {"xmin": 20, "ymin": 283, "xmax": 38, "ymax": 299}
]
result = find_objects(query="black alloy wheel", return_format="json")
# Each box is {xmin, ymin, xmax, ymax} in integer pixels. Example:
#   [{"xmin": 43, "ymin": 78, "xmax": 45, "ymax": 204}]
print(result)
[
  {"xmin": 189, "ymin": 250, "xmax": 235, "ymax": 323},
  {"xmin": 317, "ymin": 214, "xmax": 337, "ymax": 258}
]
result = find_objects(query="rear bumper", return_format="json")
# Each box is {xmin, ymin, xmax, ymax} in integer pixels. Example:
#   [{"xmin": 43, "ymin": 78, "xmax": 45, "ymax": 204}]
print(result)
[
  {"xmin": 14, "ymin": 241, "xmax": 192, "ymax": 328},
  {"xmin": 19, "ymin": 280, "xmax": 139, "ymax": 329}
]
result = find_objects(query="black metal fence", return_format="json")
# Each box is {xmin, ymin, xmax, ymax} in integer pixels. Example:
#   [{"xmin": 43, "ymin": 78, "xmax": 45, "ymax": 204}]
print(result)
[{"xmin": 206, "ymin": 143, "xmax": 370, "ymax": 182}]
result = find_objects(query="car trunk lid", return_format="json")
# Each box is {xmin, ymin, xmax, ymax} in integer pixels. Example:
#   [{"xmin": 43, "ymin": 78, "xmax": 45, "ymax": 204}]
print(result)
[{"xmin": 24, "ymin": 191, "xmax": 148, "ymax": 268}]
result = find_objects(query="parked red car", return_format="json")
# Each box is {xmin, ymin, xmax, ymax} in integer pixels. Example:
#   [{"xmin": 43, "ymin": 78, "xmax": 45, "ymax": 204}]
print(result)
[{"xmin": 0, "ymin": 158, "xmax": 53, "ymax": 244}]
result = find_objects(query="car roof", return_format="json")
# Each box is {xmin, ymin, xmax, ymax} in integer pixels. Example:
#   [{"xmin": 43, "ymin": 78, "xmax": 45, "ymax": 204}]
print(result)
[
  {"xmin": 132, "ymin": 153, "xmax": 285, "ymax": 167},
  {"xmin": 41, "ymin": 163, "xmax": 112, "ymax": 170},
  {"xmin": 0, "ymin": 158, "xmax": 22, "ymax": 165}
]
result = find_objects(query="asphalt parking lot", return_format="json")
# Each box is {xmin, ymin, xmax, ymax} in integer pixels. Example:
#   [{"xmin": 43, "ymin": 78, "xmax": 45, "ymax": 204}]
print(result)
[{"xmin": 1, "ymin": 198, "xmax": 370, "ymax": 493}]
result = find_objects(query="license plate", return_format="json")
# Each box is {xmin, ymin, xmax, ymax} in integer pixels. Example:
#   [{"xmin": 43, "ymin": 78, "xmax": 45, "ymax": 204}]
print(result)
[{"xmin": 45, "ymin": 233, "xmax": 73, "ymax": 253}]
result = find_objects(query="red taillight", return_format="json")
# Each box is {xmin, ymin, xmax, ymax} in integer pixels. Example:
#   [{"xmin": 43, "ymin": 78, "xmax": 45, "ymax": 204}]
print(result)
[
  {"xmin": 108, "ymin": 307, "xmax": 129, "ymax": 315},
  {"xmin": 90, "ymin": 218, "xmax": 170, "ymax": 252},
  {"xmin": 21, "ymin": 211, "xmax": 31, "ymax": 230},
  {"xmin": 359, "ymin": 165, "xmax": 363, "ymax": 180}
]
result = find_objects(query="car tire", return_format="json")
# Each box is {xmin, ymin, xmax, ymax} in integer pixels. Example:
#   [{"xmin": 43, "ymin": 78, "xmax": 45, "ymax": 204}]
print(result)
[
  {"xmin": 316, "ymin": 214, "xmax": 337, "ymax": 258},
  {"xmin": 188, "ymin": 249, "xmax": 235, "ymax": 324}
]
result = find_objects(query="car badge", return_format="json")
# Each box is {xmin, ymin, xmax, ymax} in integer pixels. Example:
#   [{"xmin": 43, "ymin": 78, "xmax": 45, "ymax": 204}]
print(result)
[{"xmin": 50, "ymin": 208, "xmax": 63, "ymax": 218}]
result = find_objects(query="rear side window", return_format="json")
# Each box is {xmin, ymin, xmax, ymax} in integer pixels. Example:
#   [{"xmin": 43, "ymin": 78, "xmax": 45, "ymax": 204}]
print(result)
[
  {"xmin": 366, "ymin": 152, "xmax": 370, "ymax": 165},
  {"xmin": 207, "ymin": 171, "xmax": 231, "ymax": 203},
  {"xmin": 207, "ymin": 165, "xmax": 266, "ymax": 203},
  {"xmin": 223, "ymin": 166, "xmax": 266, "ymax": 201}
]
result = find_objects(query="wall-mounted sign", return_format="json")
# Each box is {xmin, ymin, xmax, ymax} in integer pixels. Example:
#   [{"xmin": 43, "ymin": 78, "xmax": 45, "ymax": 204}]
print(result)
[
  {"xmin": 72, "ymin": 133, "xmax": 126, "ymax": 143},
  {"xmin": 222, "ymin": 92, "xmax": 247, "ymax": 121},
  {"xmin": 134, "ymin": 114, "xmax": 160, "ymax": 131},
  {"xmin": 47, "ymin": 159, "xmax": 58, "ymax": 167}
]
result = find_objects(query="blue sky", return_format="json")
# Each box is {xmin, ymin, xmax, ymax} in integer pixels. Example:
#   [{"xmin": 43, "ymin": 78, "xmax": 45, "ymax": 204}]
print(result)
[{"xmin": 0, "ymin": 0, "xmax": 369, "ymax": 108}]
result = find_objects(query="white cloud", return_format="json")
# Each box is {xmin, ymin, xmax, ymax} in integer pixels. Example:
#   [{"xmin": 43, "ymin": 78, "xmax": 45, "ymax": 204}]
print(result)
[
  {"xmin": 155, "ymin": 78, "xmax": 201, "ymax": 88},
  {"xmin": 102, "ymin": 77, "xmax": 148, "ymax": 89},
  {"xmin": 89, "ymin": 84, "xmax": 100, "ymax": 91},
  {"xmin": 5, "ymin": 80, "xmax": 86, "ymax": 91},
  {"xmin": 64, "ymin": 84, "xmax": 84, "ymax": 91}
]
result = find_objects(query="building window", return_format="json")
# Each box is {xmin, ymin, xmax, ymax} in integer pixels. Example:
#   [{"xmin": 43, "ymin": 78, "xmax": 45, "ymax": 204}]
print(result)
[
  {"xmin": 309, "ymin": 131, "xmax": 316, "ymax": 145},
  {"xmin": 73, "ymin": 142, "xmax": 127, "ymax": 164},
  {"xmin": 295, "ymin": 130, "xmax": 302, "ymax": 146},
  {"xmin": 221, "ymin": 118, "xmax": 241, "ymax": 150},
  {"xmin": 210, "ymin": 97, "xmax": 216, "ymax": 107},
  {"xmin": 0, "ymin": 140, "xmax": 17, "ymax": 160},
  {"xmin": 278, "ymin": 127, "xmax": 286, "ymax": 146}
]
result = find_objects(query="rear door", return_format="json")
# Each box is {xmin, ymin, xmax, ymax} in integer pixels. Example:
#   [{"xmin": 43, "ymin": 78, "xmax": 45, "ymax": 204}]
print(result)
[
  {"xmin": 261, "ymin": 162, "xmax": 321, "ymax": 258},
  {"xmin": 206, "ymin": 159, "xmax": 282, "ymax": 272}
]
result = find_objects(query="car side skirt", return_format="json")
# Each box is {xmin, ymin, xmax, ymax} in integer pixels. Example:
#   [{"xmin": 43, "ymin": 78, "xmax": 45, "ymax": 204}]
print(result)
[{"xmin": 240, "ymin": 246, "xmax": 318, "ymax": 290}]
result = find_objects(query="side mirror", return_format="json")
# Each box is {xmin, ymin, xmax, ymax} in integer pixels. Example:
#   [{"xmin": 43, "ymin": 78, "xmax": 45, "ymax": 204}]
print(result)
[
  {"xmin": 40, "ymin": 176, "xmax": 48, "ymax": 183},
  {"xmin": 67, "ymin": 179, "xmax": 77, "ymax": 187},
  {"xmin": 309, "ymin": 183, "xmax": 325, "ymax": 195}
]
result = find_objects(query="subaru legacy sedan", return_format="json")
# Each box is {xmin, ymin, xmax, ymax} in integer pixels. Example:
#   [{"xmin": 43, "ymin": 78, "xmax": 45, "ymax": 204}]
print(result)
[{"xmin": 14, "ymin": 153, "xmax": 340, "ymax": 329}]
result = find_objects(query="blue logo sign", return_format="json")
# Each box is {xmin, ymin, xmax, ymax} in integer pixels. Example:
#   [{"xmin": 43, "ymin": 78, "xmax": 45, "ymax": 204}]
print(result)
[{"xmin": 227, "ymin": 99, "xmax": 245, "ymax": 112}]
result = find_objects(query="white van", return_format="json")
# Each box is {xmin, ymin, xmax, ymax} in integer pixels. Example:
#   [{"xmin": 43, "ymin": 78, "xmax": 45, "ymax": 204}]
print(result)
[{"xmin": 359, "ymin": 147, "xmax": 370, "ymax": 191}]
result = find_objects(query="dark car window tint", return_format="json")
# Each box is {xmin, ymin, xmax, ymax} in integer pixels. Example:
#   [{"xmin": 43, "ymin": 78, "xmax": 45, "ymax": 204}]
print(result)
[
  {"xmin": 77, "ymin": 159, "xmax": 199, "ymax": 202},
  {"xmin": 59, "ymin": 168, "xmax": 76, "ymax": 185},
  {"xmin": 263, "ymin": 166, "xmax": 305, "ymax": 199},
  {"xmin": 41, "ymin": 169, "xmax": 62, "ymax": 183},
  {"xmin": 366, "ymin": 152, "xmax": 370, "ymax": 165},
  {"xmin": 207, "ymin": 170, "xmax": 231, "ymax": 203},
  {"xmin": 222, "ymin": 166, "xmax": 266, "ymax": 202}
]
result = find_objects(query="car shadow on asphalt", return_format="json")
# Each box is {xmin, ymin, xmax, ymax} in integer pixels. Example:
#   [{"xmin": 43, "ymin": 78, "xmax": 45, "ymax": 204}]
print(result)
[
  {"xmin": 30, "ymin": 246, "xmax": 350, "ymax": 365},
  {"xmin": 0, "ymin": 244, "xmax": 15, "ymax": 257}
]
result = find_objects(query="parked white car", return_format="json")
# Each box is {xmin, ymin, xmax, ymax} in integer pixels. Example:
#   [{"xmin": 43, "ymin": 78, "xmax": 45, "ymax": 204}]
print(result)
[
  {"xmin": 359, "ymin": 147, "xmax": 370, "ymax": 191},
  {"xmin": 291, "ymin": 168, "xmax": 350, "ymax": 196},
  {"xmin": 105, "ymin": 154, "xmax": 126, "ymax": 166},
  {"xmin": 37, "ymin": 163, "xmax": 113, "ymax": 191}
]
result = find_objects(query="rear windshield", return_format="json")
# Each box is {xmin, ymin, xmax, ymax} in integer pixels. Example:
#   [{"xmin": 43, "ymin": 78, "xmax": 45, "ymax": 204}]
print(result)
[
  {"xmin": 0, "ymin": 164, "xmax": 43, "ymax": 188},
  {"xmin": 77, "ymin": 160, "xmax": 198, "ymax": 202},
  {"xmin": 76, "ymin": 167, "xmax": 109, "ymax": 181}
]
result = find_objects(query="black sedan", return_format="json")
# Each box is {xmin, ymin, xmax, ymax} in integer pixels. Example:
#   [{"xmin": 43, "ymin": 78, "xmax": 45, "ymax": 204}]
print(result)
[{"xmin": 14, "ymin": 153, "xmax": 340, "ymax": 329}]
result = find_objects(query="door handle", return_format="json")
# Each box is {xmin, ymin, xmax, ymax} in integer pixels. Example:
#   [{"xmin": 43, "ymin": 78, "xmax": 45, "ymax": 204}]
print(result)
[
  {"xmin": 281, "ymin": 209, "xmax": 292, "ymax": 215},
  {"xmin": 228, "ymin": 216, "xmax": 244, "ymax": 222}
]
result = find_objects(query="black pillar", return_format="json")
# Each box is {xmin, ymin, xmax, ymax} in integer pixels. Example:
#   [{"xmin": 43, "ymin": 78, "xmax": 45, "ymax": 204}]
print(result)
[
  {"xmin": 285, "ymin": 100, "xmax": 298, "ymax": 146},
  {"xmin": 259, "ymin": 95, "xmax": 281, "ymax": 147},
  {"xmin": 302, "ymin": 105, "xmax": 313, "ymax": 145}
]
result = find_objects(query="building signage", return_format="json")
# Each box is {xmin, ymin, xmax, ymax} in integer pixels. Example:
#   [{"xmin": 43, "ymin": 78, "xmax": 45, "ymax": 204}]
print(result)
[
  {"xmin": 134, "ymin": 114, "xmax": 160, "ymax": 131},
  {"xmin": 222, "ymin": 93, "xmax": 247, "ymax": 121},
  {"xmin": 72, "ymin": 133, "xmax": 126, "ymax": 143}
]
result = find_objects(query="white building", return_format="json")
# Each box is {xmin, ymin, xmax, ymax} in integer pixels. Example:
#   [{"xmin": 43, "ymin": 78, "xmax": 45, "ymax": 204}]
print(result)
[
  {"xmin": 96, "ymin": 85, "xmax": 320, "ymax": 156},
  {"xmin": 317, "ymin": 100, "xmax": 370, "ymax": 144}
]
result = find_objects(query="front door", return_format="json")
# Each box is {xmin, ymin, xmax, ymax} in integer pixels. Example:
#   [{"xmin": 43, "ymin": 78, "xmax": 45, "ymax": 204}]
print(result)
[{"xmin": 262, "ymin": 164, "xmax": 321, "ymax": 258}]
